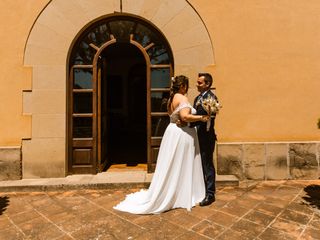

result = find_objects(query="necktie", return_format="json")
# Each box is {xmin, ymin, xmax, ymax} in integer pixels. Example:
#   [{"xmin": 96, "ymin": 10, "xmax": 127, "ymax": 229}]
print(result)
[{"xmin": 195, "ymin": 95, "xmax": 202, "ymax": 107}]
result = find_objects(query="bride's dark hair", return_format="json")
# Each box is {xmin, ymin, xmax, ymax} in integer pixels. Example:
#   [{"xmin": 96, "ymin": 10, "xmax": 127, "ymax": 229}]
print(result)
[{"xmin": 167, "ymin": 75, "xmax": 189, "ymax": 111}]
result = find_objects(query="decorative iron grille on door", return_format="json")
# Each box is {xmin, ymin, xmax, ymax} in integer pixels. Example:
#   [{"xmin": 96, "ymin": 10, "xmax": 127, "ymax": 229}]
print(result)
[{"xmin": 68, "ymin": 15, "xmax": 174, "ymax": 174}]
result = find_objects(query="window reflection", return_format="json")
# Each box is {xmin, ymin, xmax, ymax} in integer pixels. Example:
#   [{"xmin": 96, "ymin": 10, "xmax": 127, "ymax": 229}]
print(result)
[
  {"xmin": 89, "ymin": 24, "xmax": 110, "ymax": 47},
  {"xmin": 134, "ymin": 24, "xmax": 155, "ymax": 47},
  {"xmin": 148, "ymin": 45, "xmax": 170, "ymax": 64},
  {"xmin": 70, "ymin": 17, "xmax": 173, "ymax": 66},
  {"xmin": 73, "ymin": 41, "xmax": 96, "ymax": 65},
  {"xmin": 109, "ymin": 21, "xmax": 135, "ymax": 42},
  {"xmin": 74, "ymin": 69, "xmax": 93, "ymax": 89},
  {"xmin": 151, "ymin": 68, "xmax": 170, "ymax": 88}
]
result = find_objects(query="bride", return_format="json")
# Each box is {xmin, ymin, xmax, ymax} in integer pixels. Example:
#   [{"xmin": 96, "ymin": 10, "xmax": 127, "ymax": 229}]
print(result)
[{"xmin": 113, "ymin": 75, "xmax": 209, "ymax": 214}]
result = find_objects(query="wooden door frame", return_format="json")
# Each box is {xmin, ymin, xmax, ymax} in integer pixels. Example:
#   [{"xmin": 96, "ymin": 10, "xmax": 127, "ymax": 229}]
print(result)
[
  {"xmin": 92, "ymin": 36, "xmax": 117, "ymax": 171},
  {"xmin": 67, "ymin": 16, "xmax": 173, "ymax": 175},
  {"xmin": 88, "ymin": 35, "xmax": 154, "ymax": 173}
]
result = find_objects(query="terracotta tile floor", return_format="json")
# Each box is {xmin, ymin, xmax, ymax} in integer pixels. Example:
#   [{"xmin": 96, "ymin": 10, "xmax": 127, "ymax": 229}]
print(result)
[{"xmin": 0, "ymin": 180, "xmax": 319, "ymax": 240}]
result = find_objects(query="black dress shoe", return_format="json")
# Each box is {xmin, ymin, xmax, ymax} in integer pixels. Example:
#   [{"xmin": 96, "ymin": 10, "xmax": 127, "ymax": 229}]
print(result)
[{"xmin": 199, "ymin": 195, "xmax": 215, "ymax": 206}]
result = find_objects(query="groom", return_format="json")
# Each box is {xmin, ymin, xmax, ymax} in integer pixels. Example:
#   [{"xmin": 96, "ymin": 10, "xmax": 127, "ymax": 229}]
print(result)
[{"xmin": 193, "ymin": 73, "xmax": 218, "ymax": 206}]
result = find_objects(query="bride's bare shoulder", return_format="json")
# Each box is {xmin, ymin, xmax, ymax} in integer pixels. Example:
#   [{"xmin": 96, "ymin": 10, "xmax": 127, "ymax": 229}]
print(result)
[
  {"xmin": 173, "ymin": 93, "xmax": 188, "ymax": 102},
  {"xmin": 171, "ymin": 94, "xmax": 188, "ymax": 110}
]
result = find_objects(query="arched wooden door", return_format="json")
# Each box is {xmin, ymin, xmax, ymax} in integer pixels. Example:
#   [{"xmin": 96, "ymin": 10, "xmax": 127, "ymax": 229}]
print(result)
[{"xmin": 68, "ymin": 15, "xmax": 174, "ymax": 174}]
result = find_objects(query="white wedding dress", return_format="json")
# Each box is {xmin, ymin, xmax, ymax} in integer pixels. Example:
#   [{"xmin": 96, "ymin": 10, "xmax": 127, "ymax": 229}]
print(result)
[{"xmin": 113, "ymin": 102, "xmax": 205, "ymax": 214}]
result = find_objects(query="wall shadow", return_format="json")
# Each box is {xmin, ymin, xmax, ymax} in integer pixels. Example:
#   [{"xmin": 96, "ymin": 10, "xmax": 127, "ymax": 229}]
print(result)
[
  {"xmin": 0, "ymin": 196, "xmax": 9, "ymax": 215},
  {"xmin": 303, "ymin": 184, "xmax": 320, "ymax": 209}
]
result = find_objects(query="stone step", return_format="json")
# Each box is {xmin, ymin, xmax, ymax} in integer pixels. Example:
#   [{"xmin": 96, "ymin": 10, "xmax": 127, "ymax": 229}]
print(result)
[
  {"xmin": 0, "ymin": 172, "xmax": 239, "ymax": 192},
  {"xmin": 216, "ymin": 174, "xmax": 239, "ymax": 186}
]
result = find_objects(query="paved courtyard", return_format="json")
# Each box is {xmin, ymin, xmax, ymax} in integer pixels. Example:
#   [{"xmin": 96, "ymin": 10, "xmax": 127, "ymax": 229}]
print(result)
[{"xmin": 0, "ymin": 180, "xmax": 319, "ymax": 240}]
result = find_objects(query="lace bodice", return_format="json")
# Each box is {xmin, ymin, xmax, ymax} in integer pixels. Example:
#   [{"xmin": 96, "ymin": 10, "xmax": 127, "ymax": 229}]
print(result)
[{"xmin": 169, "ymin": 102, "xmax": 196, "ymax": 123}]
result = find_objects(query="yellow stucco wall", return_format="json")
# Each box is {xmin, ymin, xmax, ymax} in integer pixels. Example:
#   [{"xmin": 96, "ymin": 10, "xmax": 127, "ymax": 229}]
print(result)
[
  {"xmin": 0, "ymin": 0, "xmax": 320, "ymax": 148},
  {"xmin": 189, "ymin": 0, "xmax": 320, "ymax": 141},
  {"xmin": 0, "ymin": 0, "xmax": 49, "ymax": 145}
]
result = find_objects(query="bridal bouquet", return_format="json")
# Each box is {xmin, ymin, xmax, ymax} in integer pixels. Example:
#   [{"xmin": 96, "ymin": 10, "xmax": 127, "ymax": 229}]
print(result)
[{"xmin": 200, "ymin": 95, "xmax": 221, "ymax": 131}]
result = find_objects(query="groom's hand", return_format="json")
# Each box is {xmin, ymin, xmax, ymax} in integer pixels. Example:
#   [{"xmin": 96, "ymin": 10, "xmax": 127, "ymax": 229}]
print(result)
[{"xmin": 176, "ymin": 119, "xmax": 187, "ymax": 128}]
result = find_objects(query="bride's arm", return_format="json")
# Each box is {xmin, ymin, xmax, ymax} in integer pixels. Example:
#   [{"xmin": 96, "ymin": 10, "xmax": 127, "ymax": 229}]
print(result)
[
  {"xmin": 172, "ymin": 94, "xmax": 208, "ymax": 123},
  {"xmin": 179, "ymin": 108, "xmax": 209, "ymax": 123}
]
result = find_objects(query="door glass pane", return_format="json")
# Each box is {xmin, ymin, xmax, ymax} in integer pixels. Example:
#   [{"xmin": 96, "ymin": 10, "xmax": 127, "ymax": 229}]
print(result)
[
  {"xmin": 134, "ymin": 24, "xmax": 155, "ymax": 47},
  {"xmin": 109, "ymin": 20, "xmax": 135, "ymax": 42},
  {"xmin": 151, "ymin": 68, "xmax": 170, "ymax": 88},
  {"xmin": 74, "ymin": 69, "xmax": 93, "ymax": 89},
  {"xmin": 73, "ymin": 41, "xmax": 96, "ymax": 65},
  {"xmin": 87, "ymin": 23, "xmax": 110, "ymax": 47},
  {"xmin": 152, "ymin": 116, "xmax": 170, "ymax": 136},
  {"xmin": 73, "ymin": 92, "xmax": 92, "ymax": 113},
  {"xmin": 148, "ymin": 45, "xmax": 170, "ymax": 64},
  {"xmin": 73, "ymin": 117, "xmax": 92, "ymax": 138},
  {"xmin": 70, "ymin": 17, "xmax": 173, "ymax": 66},
  {"xmin": 151, "ymin": 92, "xmax": 169, "ymax": 112}
]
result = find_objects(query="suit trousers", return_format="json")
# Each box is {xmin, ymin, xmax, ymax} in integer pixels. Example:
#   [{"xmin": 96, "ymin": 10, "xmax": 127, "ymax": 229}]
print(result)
[{"xmin": 197, "ymin": 127, "xmax": 216, "ymax": 196}]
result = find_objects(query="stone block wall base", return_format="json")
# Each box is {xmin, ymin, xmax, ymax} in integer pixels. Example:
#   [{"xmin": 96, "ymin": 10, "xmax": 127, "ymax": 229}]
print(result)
[
  {"xmin": 22, "ymin": 138, "xmax": 66, "ymax": 179},
  {"xmin": 0, "ymin": 147, "xmax": 21, "ymax": 180},
  {"xmin": 217, "ymin": 142, "xmax": 320, "ymax": 180}
]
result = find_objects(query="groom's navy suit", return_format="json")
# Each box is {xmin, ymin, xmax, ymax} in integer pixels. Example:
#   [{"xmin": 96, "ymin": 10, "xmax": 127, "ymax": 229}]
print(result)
[{"xmin": 193, "ymin": 90, "xmax": 218, "ymax": 197}]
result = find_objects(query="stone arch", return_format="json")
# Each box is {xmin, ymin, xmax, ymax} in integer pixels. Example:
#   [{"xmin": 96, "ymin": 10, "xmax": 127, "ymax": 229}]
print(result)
[
  {"xmin": 24, "ymin": 0, "xmax": 214, "ymax": 66},
  {"xmin": 22, "ymin": 0, "xmax": 215, "ymax": 178}
]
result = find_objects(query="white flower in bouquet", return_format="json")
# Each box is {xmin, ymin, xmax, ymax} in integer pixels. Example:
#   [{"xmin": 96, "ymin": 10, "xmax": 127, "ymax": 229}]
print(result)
[{"xmin": 200, "ymin": 95, "xmax": 221, "ymax": 131}]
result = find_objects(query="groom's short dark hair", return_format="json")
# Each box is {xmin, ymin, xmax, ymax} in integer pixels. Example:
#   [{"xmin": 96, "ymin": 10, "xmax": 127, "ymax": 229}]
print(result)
[{"xmin": 198, "ymin": 73, "xmax": 213, "ymax": 87}]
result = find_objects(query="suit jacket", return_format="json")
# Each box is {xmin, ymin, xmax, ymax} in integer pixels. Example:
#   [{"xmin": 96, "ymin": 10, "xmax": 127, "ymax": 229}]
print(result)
[{"xmin": 192, "ymin": 90, "xmax": 218, "ymax": 140}]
